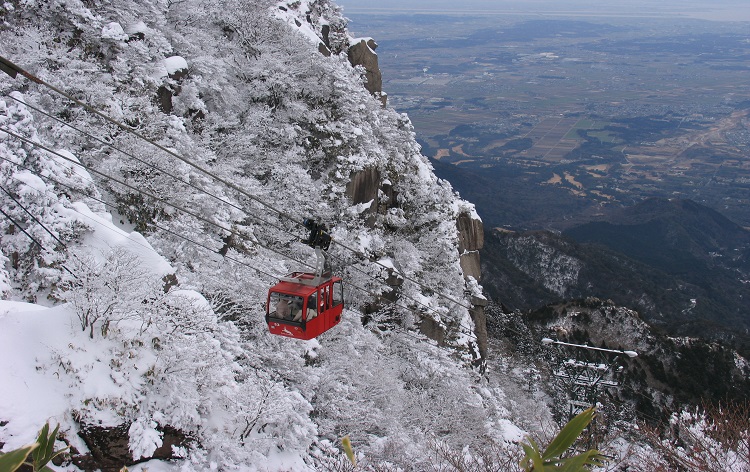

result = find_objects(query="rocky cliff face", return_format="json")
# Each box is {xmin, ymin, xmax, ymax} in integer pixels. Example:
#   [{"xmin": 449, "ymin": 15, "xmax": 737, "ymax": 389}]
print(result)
[
  {"xmin": 456, "ymin": 210, "xmax": 487, "ymax": 364},
  {"xmin": 457, "ymin": 210, "xmax": 483, "ymax": 281}
]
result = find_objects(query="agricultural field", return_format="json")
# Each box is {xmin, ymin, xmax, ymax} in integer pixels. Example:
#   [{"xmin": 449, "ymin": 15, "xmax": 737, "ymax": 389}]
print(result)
[{"xmin": 348, "ymin": 12, "xmax": 750, "ymax": 229}]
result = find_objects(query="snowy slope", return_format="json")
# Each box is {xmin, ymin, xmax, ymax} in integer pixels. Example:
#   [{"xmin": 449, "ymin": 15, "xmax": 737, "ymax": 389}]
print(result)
[{"xmin": 0, "ymin": 0, "xmax": 532, "ymax": 469}]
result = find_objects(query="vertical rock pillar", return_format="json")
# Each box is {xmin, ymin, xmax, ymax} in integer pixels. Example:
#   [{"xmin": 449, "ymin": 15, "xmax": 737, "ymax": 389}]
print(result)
[{"xmin": 457, "ymin": 211, "xmax": 488, "ymax": 368}]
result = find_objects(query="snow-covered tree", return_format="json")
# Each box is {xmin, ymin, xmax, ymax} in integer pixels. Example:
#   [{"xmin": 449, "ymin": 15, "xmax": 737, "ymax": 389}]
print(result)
[{"xmin": 0, "ymin": 0, "xmax": 519, "ymax": 469}]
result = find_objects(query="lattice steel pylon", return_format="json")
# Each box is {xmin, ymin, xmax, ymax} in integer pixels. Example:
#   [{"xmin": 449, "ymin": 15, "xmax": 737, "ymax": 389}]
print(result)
[{"xmin": 542, "ymin": 338, "xmax": 638, "ymax": 448}]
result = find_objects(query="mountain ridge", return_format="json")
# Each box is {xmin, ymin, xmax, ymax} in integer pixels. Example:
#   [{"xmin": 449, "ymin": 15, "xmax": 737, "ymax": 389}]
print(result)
[{"xmin": 482, "ymin": 197, "xmax": 750, "ymax": 352}]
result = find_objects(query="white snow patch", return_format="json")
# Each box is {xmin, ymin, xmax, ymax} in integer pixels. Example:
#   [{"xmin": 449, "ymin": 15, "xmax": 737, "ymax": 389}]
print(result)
[
  {"xmin": 101, "ymin": 22, "xmax": 128, "ymax": 41},
  {"xmin": 274, "ymin": 1, "xmax": 325, "ymax": 47},
  {"xmin": 351, "ymin": 37, "xmax": 378, "ymax": 54},
  {"xmin": 61, "ymin": 201, "xmax": 174, "ymax": 277},
  {"xmin": 53, "ymin": 149, "xmax": 95, "ymax": 182},
  {"xmin": 126, "ymin": 21, "xmax": 148, "ymax": 35},
  {"xmin": 12, "ymin": 170, "xmax": 47, "ymax": 195},
  {"xmin": 129, "ymin": 418, "xmax": 163, "ymax": 460},
  {"xmin": 164, "ymin": 56, "xmax": 188, "ymax": 75},
  {"xmin": 376, "ymin": 258, "xmax": 396, "ymax": 271},
  {"xmin": 0, "ymin": 303, "xmax": 86, "ymax": 449},
  {"xmin": 348, "ymin": 199, "xmax": 374, "ymax": 215},
  {"xmin": 498, "ymin": 418, "xmax": 526, "ymax": 442}
]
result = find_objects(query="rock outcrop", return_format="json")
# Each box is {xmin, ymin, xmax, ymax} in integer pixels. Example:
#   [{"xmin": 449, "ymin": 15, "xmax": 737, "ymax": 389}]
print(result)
[
  {"xmin": 344, "ymin": 167, "xmax": 398, "ymax": 226},
  {"xmin": 457, "ymin": 211, "xmax": 484, "ymax": 281},
  {"xmin": 457, "ymin": 210, "xmax": 488, "ymax": 367},
  {"xmin": 347, "ymin": 38, "xmax": 386, "ymax": 106},
  {"xmin": 345, "ymin": 167, "xmax": 380, "ymax": 225}
]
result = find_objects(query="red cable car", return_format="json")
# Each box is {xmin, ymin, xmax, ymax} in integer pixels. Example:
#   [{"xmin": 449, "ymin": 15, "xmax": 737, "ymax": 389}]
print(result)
[
  {"xmin": 265, "ymin": 219, "xmax": 343, "ymax": 339},
  {"xmin": 265, "ymin": 272, "xmax": 344, "ymax": 339}
]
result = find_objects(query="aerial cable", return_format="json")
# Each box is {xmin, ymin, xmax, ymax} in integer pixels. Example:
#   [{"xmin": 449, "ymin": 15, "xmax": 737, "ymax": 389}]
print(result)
[
  {"xmin": 0, "ymin": 183, "xmax": 78, "ymax": 277},
  {"xmin": 13, "ymin": 156, "xmax": 465, "ymax": 344},
  {"xmin": 327, "ymin": 250, "xmax": 479, "ymax": 340},
  {"xmin": 0, "ymin": 183, "xmax": 69, "ymax": 250},
  {"xmin": 1, "ymin": 56, "xmax": 479, "ymax": 321},
  {"xmin": 0, "ymin": 205, "xmax": 48, "ymax": 255},
  {"xmin": 332, "ymin": 238, "xmax": 476, "ymax": 312},
  {"xmin": 5, "ymin": 93, "xmax": 477, "ymax": 321},
  {"xmin": 339, "ymin": 269, "xmax": 478, "ymax": 342},
  {"xmin": 0, "ymin": 146, "xmax": 312, "ymax": 282},
  {"xmin": 0, "ymin": 125, "xmax": 317, "ymax": 273},
  {"xmin": 0, "ymin": 56, "xmax": 299, "ymax": 224},
  {"xmin": 1, "ymin": 92, "xmax": 298, "ymax": 242},
  {"xmin": 0, "ymin": 153, "xmax": 470, "ymax": 345},
  {"xmin": 0, "ymin": 194, "xmax": 76, "ymax": 277},
  {"xmin": 346, "ymin": 276, "xmax": 468, "ymax": 341},
  {"xmin": 1, "ymin": 145, "xmax": 479, "ymax": 342},
  {"xmin": 0, "ymin": 153, "xmax": 285, "ymax": 283}
]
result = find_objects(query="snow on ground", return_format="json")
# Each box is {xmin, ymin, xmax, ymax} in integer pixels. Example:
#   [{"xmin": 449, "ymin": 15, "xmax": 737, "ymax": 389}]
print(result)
[
  {"xmin": 0, "ymin": 301, "xmax": 99, "ymax": 449},
  {"xmin": 66, "ymin": 201, "xmax": 174, "ymax": 277}
]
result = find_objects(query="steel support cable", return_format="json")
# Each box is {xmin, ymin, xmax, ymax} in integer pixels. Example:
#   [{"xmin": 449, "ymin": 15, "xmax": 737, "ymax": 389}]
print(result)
[
  {"xmin": 0, "ymin": 182, "xmax": 81, "ymax": 277},
  {"xmin": 333, "ymin": 251, "xmax": 480, "ymax": 342},
  {"xmin": 3, "ymin": 93, "xmax": 435, "ymax": 308},
  {"xmin": 1, "ymin": 56, "xmax": 478, "ymax": 320},
  {"xmin": 1, "ymin": 152, "xmax": 457, "ymax": 345},
  {"xmin": 2, "ymin": 93, "xmax": 299, "ymax": 243},
  {"xmin": 331, "ymin": 238, "xmax": 476, "ymax": 312},
  {"xmin": 0, "ymin": 56, "xmax": 298, "ymax": 223},
  {"xmin": 0, "ymin": 183, "xmax": 69, "ymax": 249},
  {"xmin": 338, "ymin": 275, "xmax": 476, "ymax": 343},
  {"xmin": 0, "ymin": 196, "xmax": 76, "ymax": 277},
  {"xmin": 0, "ymin": 153, "xmax": 289, "ymax": 284},
  {"xmin": 0, "ymin": 118, "xmax": 460, "ymax": 328},
  {"xmin": 0, "ymin": 125, "xmax": 317, "ymax": 273},
  {"xmin": 327, "ymin": 251, "xmax": 479, "ymax": 340},
  {"xmin": 1, "ymin": 141, "xmax": 474, "ymax": 343},
  {"xmin": 0, "ymin": 205, "xmax": 45, "ymax": 251},
  {"xmin": 5, "ymin": 93, "xmax": 477, "ymax": 320}
]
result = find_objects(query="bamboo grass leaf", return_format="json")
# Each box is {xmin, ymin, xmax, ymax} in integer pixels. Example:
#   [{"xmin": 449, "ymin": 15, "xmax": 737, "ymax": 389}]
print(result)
[
  {"xmin": 0, "ymin": 443, "xmax": 38, "ymax": 472},
  {"xmin": 542, "ymin": 408, "xmax": 595, "ymax": 461}
]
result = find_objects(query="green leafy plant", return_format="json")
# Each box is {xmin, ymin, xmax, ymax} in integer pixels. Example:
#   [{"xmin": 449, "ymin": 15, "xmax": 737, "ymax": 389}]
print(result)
[
  {"xmin": 519, "ymin": 408, "xmax": 606, "ymax": 471},
  {"xmin": 0, "ymin": 443, "xmax": 38, "ymax": 472},
  {"xmin": 0, "ymin": 422, "xmax": 68, "ymax": 472},
  {"xmin": 29, "ymin": 422, "xmax": 68, "ymax": 471}
]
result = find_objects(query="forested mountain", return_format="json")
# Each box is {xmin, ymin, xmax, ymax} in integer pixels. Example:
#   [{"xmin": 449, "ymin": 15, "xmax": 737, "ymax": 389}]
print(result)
[
  {"xmin": 1, "ymin": 1, "xmax": 748, "ymax": 471},
  {"xmin": 482, "ymin": 197, "xmax": 750, "ymax": 353},
  {"xmin": 0, "ymin": 0, "xmax": 499, "ymax": 468}
]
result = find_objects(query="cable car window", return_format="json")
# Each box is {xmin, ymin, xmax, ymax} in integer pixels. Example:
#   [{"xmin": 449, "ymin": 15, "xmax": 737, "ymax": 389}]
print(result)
[
  {"xmin": 332, "ymin": 281, "xmax": 343, "ymax": 306},
  {"xmin": 316, "ymin": 288, "xmax": 327, "ymax": 312},
  {"xmin": 269, "ymin": 293, "xmax": 303, "ymax": 321},
  {"xmin": 307, "ymin": 295, "xmax": 318, "ymax": 320}
]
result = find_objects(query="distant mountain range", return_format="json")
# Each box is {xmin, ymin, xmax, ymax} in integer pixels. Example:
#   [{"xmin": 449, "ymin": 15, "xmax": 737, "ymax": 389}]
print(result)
[{"xmin": 481, "ymin": 197, "xmax": 750, "ymax": 353}]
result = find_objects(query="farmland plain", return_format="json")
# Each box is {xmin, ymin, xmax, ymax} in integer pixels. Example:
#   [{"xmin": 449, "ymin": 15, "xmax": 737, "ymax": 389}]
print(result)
[{"xmin": 345, "ymin": 10, "xmax": 750, "ymax": 230}]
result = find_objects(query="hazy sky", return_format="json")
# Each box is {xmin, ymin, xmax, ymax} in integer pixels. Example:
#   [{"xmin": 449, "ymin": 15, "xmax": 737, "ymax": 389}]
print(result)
[{"xmin": 337, "ymin": 0, "xmax": 750, "ymax": 21}]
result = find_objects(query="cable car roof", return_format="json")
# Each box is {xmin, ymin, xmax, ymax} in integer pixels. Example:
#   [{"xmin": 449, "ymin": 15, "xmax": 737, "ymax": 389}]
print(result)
[{"xmin": 269, "ymin": 272, "xmax": 342, "ymax": 297}]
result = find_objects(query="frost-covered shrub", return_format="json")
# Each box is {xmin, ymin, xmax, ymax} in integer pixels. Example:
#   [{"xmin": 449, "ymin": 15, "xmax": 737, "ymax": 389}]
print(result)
[
  {"xmin": 63, "ymin": 246, "xmax": 165, "ymax": 338},
  {"xmin": 0, "ymin": 94, "xmax": 98, "ymax": 301},
  {"xmin": 634, "ymin": 402, "xmax": 750, "ymax": 471}
]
